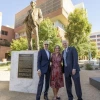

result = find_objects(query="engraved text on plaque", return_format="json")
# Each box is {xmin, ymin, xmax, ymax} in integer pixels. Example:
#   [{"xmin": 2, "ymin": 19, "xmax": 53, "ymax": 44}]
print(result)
[{"xmin": 18, "ymin": 54, "xmax": 33, "ymax": 78}]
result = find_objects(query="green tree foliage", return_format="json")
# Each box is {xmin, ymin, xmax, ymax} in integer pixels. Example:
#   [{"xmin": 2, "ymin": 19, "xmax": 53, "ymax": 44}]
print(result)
[
  {"xmin": 77, "ymin": 42, "xmax": 89, "ymax": 57},
  {"xmin": 97, "ymin": 50, "xmax": 100, "ymax": 59},
  {"xmin": 38, "ymin": 18, "xmax": 62, "ymax": 52},
  {"xmin": 65, "ymin": 9, "xmax": 91, "ymax": 45},
  {"xmin": 78, "ymin": 42, "xmax": 98, "ymax": 59},
  {"xmin": 11, "ymin": 18, "xmax": 62, "ymax": 52},
  {"xmin": 90, "ymin": 42, "xmax": 98, "ymax": 58},
  {"xmin": 65, "ymin": 8, "xmax": 92, "ymax": 57},
  {"xmin": 10, "ymin": 37, "xmax": 28, "ymax": 51}
]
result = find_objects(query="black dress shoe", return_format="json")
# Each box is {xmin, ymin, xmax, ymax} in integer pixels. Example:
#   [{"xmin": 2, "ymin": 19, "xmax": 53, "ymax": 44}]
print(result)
[
  {"xmin": 56, "ymin": 96, "xmax": 61, "ymax": 100},
  {"xmin": 78, "ymin": 98, "xmax": 83, "ymax": 100},
  {"xmin": 44, "ymin": 96, "xmax": 49, "ymax": 100}
]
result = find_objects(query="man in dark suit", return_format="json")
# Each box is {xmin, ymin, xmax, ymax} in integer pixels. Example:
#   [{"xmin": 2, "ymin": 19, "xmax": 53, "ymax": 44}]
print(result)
[
  {"xmin": 36, "ymin": 41, "xmax": 51, "ymax": 100},
  {"xmin": 62, "ymin": 40, "xmax": 83, "ymax": 100}
]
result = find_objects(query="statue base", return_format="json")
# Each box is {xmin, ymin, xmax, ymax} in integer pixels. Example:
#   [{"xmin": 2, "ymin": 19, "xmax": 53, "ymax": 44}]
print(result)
[{"xmin": 9, "ymin": 50, "xmax": 39, "ymax": 94}]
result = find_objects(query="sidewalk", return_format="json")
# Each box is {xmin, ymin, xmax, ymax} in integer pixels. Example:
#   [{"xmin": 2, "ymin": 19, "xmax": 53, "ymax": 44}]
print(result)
[{"xmin": 0, "ymin": 70, "xmax": 100, "ymax": 100}]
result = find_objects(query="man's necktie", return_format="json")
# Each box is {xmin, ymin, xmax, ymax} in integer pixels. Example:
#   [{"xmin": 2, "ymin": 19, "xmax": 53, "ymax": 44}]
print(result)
[{"xmin": 64, "ymin": 50, "xmax": 67, "ymax": 67}]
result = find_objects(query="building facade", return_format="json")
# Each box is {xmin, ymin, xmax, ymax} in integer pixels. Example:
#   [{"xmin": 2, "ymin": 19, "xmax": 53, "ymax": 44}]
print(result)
[
  {"xmin": 0, "ymin": 26, "xmax": 15, "ymax": 61},
  {"xmin": 14, "ymin": 0, "xmax": 84, "ymax": 39},
  {"xmin": 0, "ymin": 12, "xmax": 2, "ymax": 36},
  {"xmin": 1, "ymin": 26, "xmax": 15, "ymax": 43},
  {"xmin": 90, "ymin": 32, "xmax": 100, "ymax": 50},
  {"xmin": 0, "ymin": 0, "xmax": 85, "ymax": 60},
  {"xmin": 0, "ymin": 13, "xmax": 15, "ymax": 60}
]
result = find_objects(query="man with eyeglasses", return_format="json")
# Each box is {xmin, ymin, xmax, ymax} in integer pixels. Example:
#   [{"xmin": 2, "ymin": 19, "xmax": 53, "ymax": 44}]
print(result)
[
  {"xmin": 36, "ymin": 41, "xmax": 51, "ymax": 100},
  {"xmin": 62, "ymin": 40, "xmax": 83, "ymax": 100}
]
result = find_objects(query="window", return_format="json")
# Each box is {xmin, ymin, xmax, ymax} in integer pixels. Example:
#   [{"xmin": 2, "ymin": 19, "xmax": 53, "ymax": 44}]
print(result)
[
  {"xmin": 97, "ymin": 39, "xmax": 100, "ymax": 41},
  {"xmin": 1, "ymin": 30, "xmax": 8, "ymax": 35},
  {"xmin": 90, "ymin": 35, "xmax": 96, "ymax": 38},
  {"xmin": 5, "ymin": 32, "xmax": 8, "ymax": 35},
  {"xmin": 97, "ymin": 35, "xmax": 100, "ymax": 37},
  {"xmin": 4, "ymin": 39, "xmax": 7, "ymax": 41},
  {"xmin": 97, "ymin": 43, "xmax": 100, "ymax": 45}
]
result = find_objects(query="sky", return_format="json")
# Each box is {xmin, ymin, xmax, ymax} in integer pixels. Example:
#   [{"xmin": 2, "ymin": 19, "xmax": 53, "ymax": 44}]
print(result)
[
  {"xmin": 0, "ymin": 0, "xmax": 100, "ymax": 33},
  {"xmin": 72, "ymin": 0, "xmax": 100, "ymax": 33}
]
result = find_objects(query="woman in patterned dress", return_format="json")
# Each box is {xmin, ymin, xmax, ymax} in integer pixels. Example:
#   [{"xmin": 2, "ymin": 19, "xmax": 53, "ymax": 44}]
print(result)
[{"xmin": 50, "ymin": 45, "xmax": 64, "ymax": 100}]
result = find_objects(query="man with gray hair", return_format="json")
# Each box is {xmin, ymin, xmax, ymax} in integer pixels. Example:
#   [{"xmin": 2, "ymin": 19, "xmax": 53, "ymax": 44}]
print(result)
[{"xmin": 62, "ymin": 40, "xmax": 83, "ymax": 100}]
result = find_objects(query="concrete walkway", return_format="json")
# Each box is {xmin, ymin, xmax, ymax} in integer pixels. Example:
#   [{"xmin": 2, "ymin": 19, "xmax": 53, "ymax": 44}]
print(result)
[{"xmin": 0, "ymin": 70, "xmax": 100, "ymax": 100}]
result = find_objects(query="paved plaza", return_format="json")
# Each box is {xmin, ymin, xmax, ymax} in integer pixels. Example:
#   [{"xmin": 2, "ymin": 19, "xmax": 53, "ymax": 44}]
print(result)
[{"xmin": 0, "ymin": 70, "xmax": 100, "ymax": 100}]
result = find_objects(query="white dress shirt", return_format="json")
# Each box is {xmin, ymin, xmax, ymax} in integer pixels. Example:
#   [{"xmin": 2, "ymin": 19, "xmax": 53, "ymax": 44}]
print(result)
[{"xmin": 45, "ymin": 49, "xmax": 49, "ymax": 59}]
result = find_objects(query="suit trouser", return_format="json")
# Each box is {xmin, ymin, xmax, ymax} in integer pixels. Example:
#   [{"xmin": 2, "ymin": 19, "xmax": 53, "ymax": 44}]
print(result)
[
  {"xmin": 65, "ymin": 73, "xmax": 82, "ymax": 100},
  {"xmin": 26, "ymin": 25, "xmax": 39, "ymax": 50},
  {"xmin": 36, "ymin": 70, "xmax": 50, "ymax": 100}
]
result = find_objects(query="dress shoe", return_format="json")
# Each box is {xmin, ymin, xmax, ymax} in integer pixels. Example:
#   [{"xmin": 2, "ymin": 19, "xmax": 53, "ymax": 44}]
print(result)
[
  {"xmin": 56, "ymin": 96, "xmax": 61, "ymax": 100},
  {"xmin": 44, "ymin": 96, "xmax": 49, "ymax": 100}
]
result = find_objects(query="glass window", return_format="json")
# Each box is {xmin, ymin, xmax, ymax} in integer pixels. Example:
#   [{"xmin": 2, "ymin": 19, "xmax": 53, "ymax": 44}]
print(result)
[
  {"xmin": 97, "ymin": 39, "xmax": 100, "ymax": 41},
  {"xmin": 97, "ymin": 35, "xmax": 100, "ymax": 37},
  {"xmin": 97, "ymin": 43, "xmax": 100, "ymax": 45},
  {"xmin": 90, "ymin": 35, "xmax": 96, "ymax": 38},
  {"xmin": 1, "ymin": 30, "xmax": 8, "ymax": 35}
]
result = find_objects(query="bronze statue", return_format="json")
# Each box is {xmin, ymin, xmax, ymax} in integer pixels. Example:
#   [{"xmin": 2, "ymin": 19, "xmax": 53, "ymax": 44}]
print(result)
[{"xmin": 23, "ymin": 1, "xmax": 43, "ymax": 50}]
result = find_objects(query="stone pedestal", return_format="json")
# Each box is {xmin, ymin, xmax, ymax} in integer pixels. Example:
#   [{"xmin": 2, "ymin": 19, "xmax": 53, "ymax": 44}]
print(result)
[
  {"xmin": 89, "ymin": 77, "xmax": 100, "ymax": 90},
  {"xmin": 9, "ymin": 51, "xmax": 39, "ymax": 94}
]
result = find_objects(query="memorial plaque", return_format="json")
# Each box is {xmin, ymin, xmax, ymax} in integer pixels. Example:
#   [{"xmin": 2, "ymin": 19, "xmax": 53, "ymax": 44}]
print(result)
[{"xmin": 18, "ymin": 54, "xmax": 33, "ymax": 78}]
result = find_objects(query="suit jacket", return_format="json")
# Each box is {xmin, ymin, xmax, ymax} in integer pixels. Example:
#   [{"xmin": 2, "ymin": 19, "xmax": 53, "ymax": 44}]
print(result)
[
  {"xmin": 37, "ymin": 49, "xmax": 51, "ymax": 74},
  {"xmin": 30, "ymin": 8, "xmax": 43, "ymax": 26},
  {"xmin": 62, "ymin": 47, "xmax": 80, "ymax": 76},
  {"xmin": 24, "ymin": 8, "xmax": 43, "ymax": 27}
]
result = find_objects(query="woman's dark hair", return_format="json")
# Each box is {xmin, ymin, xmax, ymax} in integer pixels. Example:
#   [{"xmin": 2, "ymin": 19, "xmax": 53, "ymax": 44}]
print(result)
[{"xmin": 54, "ymin": 45, "xmax": 61, "ymax": 51}]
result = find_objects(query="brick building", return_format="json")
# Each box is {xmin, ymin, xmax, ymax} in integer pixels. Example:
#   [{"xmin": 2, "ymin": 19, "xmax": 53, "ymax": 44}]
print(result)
[
  {"xmin": 0, "ymin": 13, "xmax": 15, "ymax": 60},
  {"xmin": 0, "ymin": 26, "xmax": 15, "ymax": 61},
  {"xmin": 0, "ymin": 0, "xmax": 84, "ymax": 60},
  {"xmin": 14, "ymin": 0, "xmax": 84, "ymax": 39}
]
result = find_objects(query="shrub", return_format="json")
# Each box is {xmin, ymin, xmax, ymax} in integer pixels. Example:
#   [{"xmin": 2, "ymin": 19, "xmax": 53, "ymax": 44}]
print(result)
[
  {"xmin": 80, "ymin": 65, "xmax": 84, "ymax": 68},
  {"xmin": 6, "ymin": 62, "xmax": 11, "ymax": 66},
  {"xmin": 0, "ymin": 62, "xmax": 11, "ymax": 67},
  {"xmin": 85, "ymin": 63, "xmax": 93, "ymax": 70}
]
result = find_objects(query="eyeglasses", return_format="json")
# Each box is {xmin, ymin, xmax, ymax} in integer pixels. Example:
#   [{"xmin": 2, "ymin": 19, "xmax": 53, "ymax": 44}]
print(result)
[
  {"xmin": 55, "ymin": 48, "xmax": 60, "ymax": 49},
  {"xmin": 44, "ymin": 44, "xmax": 49, "ymax": 45}
]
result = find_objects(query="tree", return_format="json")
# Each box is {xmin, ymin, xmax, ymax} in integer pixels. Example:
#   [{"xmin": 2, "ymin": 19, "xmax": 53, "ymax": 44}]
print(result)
[
  {"xmin": 38, "ymin": 18, "xmax": 62, "ymax": 52},
  {"xmin": 79, "ymin": 42, "xmax": 98, "ymax": 59},
  {"xmin": 65, "ymin": 8, "xmax": 91, "ymax": 56},
  {"xmin": 11, "ymin": 18, "xmax": 62, "ymax": 52},
  {"xmin": 10, "ymin": 37, "xmax": 28, "ymax": 51},
  {"xmin": 97, "ymin": 50, "xmax": 100, "ymax": 59},
  {"xmin": 90, "ymin": 42, "xmax": 98, "ymax": 58},
  {"xmin": 77, "ymin": 42, "xmax": 89, "ymax": 57}
]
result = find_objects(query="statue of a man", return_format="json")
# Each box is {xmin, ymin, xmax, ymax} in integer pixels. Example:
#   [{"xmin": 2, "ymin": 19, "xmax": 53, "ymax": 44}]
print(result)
[{"xmin": 23, "ymin": 1, "xmax": 43, "ymax": 50}]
